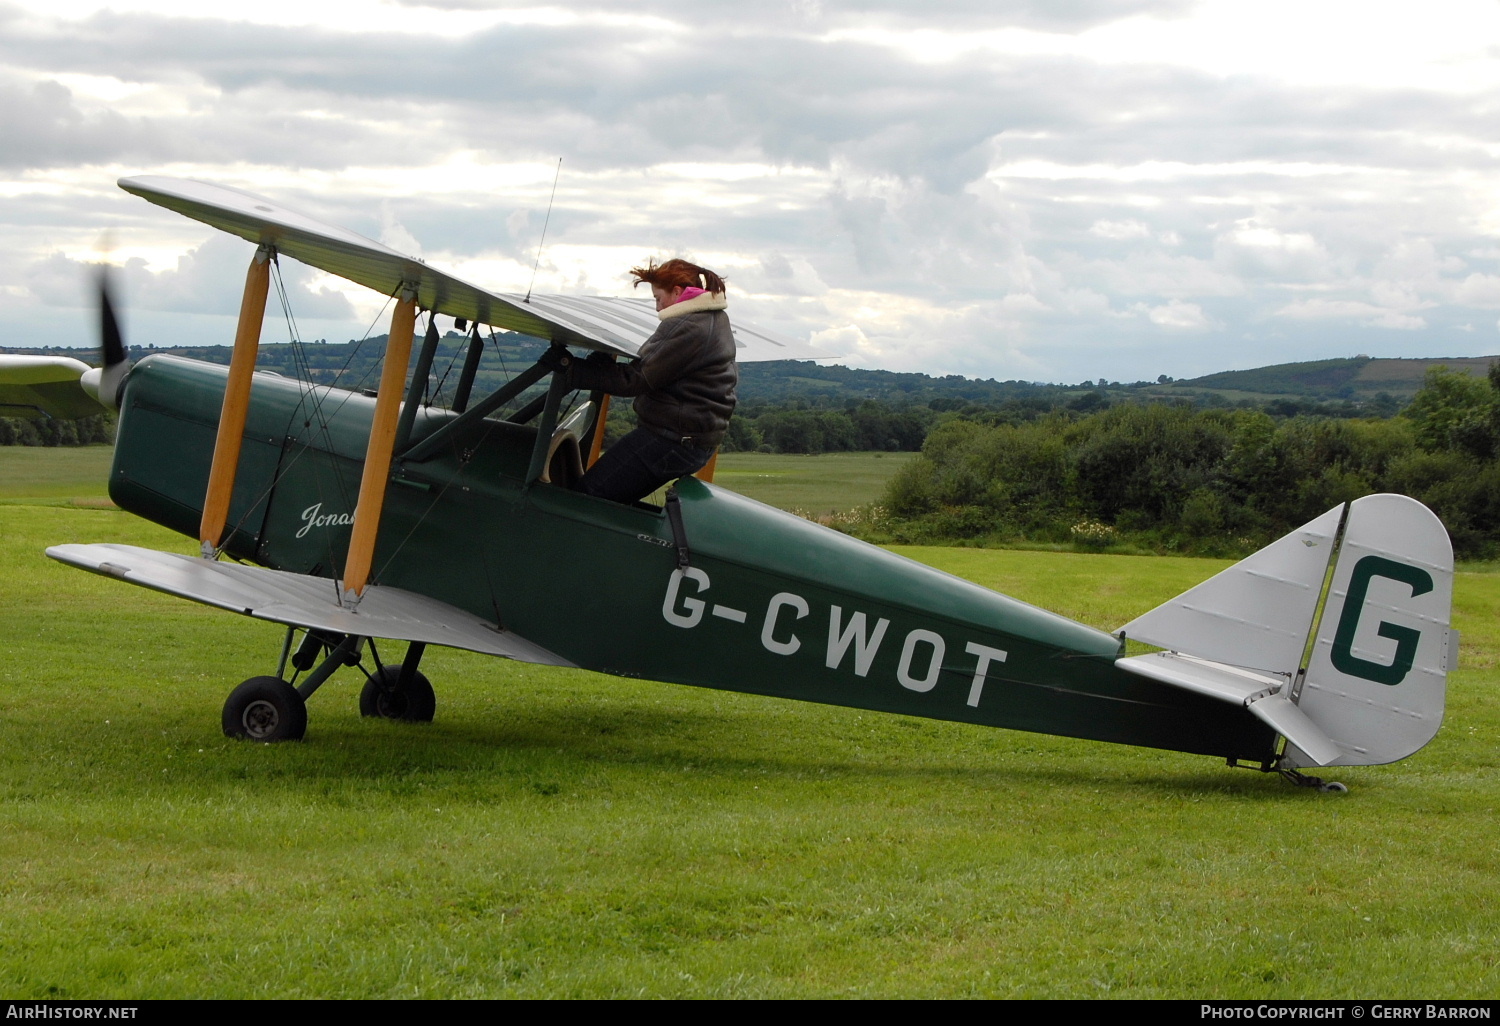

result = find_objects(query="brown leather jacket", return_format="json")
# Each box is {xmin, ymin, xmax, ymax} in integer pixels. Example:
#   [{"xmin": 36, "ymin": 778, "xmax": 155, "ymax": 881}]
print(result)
[{"xmin": 566, "ymin": 293, "xmax": 738, "ymax": 449}]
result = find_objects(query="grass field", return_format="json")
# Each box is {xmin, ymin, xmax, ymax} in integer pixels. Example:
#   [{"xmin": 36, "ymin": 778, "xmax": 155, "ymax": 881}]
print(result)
[
  {"xmin": 0, "ymin": 445, "xmax": 114, "ymax": 503},
  {"xmin": 712, "ymin": 451, "xmax": 915, "ymax": 513},
  {"xmin": 1, "ymin": 449, "xmax": 1498, "ymax": 998},
  {"xmin": 0, "ymin": 447, "xmax": 911, "ymax": 513}
]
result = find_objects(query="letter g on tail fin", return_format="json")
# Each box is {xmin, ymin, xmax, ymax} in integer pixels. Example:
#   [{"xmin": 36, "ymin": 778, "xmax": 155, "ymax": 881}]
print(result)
[
  {"xmin": 1116, "ymin": 494, "xmax": 1455, "ymax": 768},
  {"xmin": 1294, "ymin": 494, "xmax": 1455, "ymax": 767}
]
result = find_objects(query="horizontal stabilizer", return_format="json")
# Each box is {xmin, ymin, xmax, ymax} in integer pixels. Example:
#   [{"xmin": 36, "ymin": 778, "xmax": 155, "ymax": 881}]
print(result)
[
  {"xmin": 1118, "ymin": 504, "xmax": 1342, "ymax": 677},
  {"xmin": 119, "ymin": 175, "xmax": 827, "ymax": 363},
  {"xmin": 0, "ymin": 355, "xmax": 101, "ymax": 421},
  {"xmin": 1116, "ymin": 650, "xmax": 1282, "ymax": 703},
  {"xmin": 47, "ymin": 543, "xmax": 573, "ymax": 667},
  {"xmin": 1117, "ymin": 651, "xmax": 1342, "ymax": 765}
]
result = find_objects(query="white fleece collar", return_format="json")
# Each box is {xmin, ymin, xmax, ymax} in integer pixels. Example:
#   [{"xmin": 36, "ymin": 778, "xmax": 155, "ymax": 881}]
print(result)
[{"xmin": 658, "ymin": 291, "xmax": 729, "ymax": 321}]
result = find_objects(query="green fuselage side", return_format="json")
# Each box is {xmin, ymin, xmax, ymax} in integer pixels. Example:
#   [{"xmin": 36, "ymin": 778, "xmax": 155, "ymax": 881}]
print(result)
[{"xmin": 109, "ymin": 355, "xmax": 1276, "ymax": 762}]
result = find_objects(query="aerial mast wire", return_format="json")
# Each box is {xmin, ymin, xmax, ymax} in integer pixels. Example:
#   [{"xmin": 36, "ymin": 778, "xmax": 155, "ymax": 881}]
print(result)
[{"xmin": 524, "ymin": 157, "xmax": 562, "ymax": 304}]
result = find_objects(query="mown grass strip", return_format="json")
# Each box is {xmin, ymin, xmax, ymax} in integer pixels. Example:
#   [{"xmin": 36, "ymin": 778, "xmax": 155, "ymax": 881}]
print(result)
[{"xmin": 0, "ymin": 462, "xmax": 1495, "ymax": 997}]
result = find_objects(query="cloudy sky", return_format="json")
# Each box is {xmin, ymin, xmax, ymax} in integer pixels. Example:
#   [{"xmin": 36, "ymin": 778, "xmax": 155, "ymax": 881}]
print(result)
[{"xmin": 5, "ymin": 0, "xmax": 1500, "ymax": 383}]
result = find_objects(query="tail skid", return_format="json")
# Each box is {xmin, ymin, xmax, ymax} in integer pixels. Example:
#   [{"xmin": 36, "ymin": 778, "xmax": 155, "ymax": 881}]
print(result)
[{"xmin": 1116, "ymin": 495, "xmax": 1456, "ymax": 768}]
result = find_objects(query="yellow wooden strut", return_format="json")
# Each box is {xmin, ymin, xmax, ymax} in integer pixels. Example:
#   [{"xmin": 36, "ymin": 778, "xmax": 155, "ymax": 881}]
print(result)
[
  {"xmin": 694, "ymin": 449, "xmax": 718, "ymax": 483},
  {"xmin": 341, "ymin": 288, "xmax": 419, "ymax": 604},
  {"xmin": 199, "ymin": 243, "xmax": 272, "ymax": 559},
  {"xmin": 586, "ymin": 393, "xmax": 611, "ymax": 468}
]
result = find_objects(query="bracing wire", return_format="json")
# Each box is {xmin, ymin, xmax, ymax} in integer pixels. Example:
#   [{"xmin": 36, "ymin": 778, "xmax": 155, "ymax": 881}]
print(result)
[
  {"xmin": 524, "ymin": 157, "xmax": 562, "ymax": 304},
  {"xmin": 489, "ymin": 326, "xmax": 510, "ymax": 381},
  {"xmin": 375, "ymin": 326, "xmax": 535, "ymax": 582},
  {"xmin": 429, "ymin": 329, "xmax": 464, "ymax": 408},
  {"xmin": 217, "ymin": 256, "xmax": 352, "ymax": 566},
  {"xmin": 218, "ymin": 258, "xmax": 388, "ymax": 580}
]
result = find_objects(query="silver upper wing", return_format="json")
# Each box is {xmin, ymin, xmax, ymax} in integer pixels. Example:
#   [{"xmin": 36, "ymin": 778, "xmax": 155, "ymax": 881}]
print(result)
[{"xmin": 119, "ymin": 175, "xmax": 827, "ymax": 362}]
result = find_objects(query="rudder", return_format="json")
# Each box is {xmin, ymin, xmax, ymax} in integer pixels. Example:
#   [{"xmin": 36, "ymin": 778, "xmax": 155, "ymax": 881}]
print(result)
[{"xmin": 1288, "ymin": 494, "xmax": 1455, "ymax": 767}]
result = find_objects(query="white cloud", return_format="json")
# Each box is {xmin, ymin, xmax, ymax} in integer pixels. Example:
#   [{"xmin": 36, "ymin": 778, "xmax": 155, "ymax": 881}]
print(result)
[
  {"xmin": 0, "ymin": 0, "xmax": 1498, "ymax": 383},
  {"xmin": 1365, "ymin": 310, "xmax": 1427, "ymax": 331},
  {"xmin": 1274, "ymin": 298, "xmax": 1426, "ymax": 331},
  {"xmin": 832, "ymin": 0, "xmax": 1500, "ymax": 93},
  {"xmin": 25, "ymin": 235, "xmax": 354, "ymax": 320},
  {"xmin": 1455, "ymin": 273, "xmax": 1500, "ymax": 308},
  {"xmin": 1214, "ymin": 222, "xmax": 1333, "ymax": 281},
  {"xmin": 1000, "ymin": 292, "xmax": 1048, "ymax": 312},
  {"xmin": 810, "ymin": 323, "xmax": 873, "ymax": 362},
  {"xmin": 1141, "ymin": 299, "xmax": 1213, "ymax": 329},
  {"xmin": 1090, "ymin": 219, "xmax": 1150, "ymax": 239},
  {"xmin": 378, "ymin": 202, "xmax": 423, "ymax": 259}
]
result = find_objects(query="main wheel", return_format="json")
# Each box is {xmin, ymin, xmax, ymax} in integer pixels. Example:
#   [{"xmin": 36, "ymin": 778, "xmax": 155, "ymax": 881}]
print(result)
[
  {"xmin": 359, "ymin": 666, "xmax": 436, "ymax": 722},
  {"xmin": 223, "ymin": 676, "xmax": 307, "ymax": 741}
]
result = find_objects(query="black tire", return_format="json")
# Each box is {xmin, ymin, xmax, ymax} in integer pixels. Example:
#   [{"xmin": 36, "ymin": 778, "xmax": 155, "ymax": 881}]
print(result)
[
  {"xmin": 359, "ymin": 666, "xmax": 436, "ymax": 722},
  {"xmin": 222, "ymin": 676, "xmax": 307, "ymax": 741}
]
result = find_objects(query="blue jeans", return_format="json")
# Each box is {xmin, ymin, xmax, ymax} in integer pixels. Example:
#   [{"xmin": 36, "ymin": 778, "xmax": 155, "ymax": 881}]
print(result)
[{"xmin": 574, "ymin": 427, "xmax": 714, "ymax": 504}]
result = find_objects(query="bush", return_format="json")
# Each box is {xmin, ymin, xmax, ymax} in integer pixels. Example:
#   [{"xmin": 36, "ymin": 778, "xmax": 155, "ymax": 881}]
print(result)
[
  {"xmin": 878, "ymin": 371, "xmax": 1500, "ymax": 558},
  {"xmin": 0, "ymin": 413, "xmax": 114, "ymax": 446}
]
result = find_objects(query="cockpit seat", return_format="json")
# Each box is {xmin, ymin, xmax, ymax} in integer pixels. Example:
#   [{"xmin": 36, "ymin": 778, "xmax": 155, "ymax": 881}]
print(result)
[
  {"xmin": 542, "ymin": 429, "xmax": 585, "ymax": 489},
  {"xmin": 539, "ymin": 400, "xmax": 594, "ymax": 489}
]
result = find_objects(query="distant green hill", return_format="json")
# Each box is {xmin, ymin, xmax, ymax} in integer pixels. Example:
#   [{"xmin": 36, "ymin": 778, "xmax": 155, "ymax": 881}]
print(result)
[
  {"xmin": 1170, "ymin": 355, "xmax": 1498, "ymax": 400},
  {"xmin": 7, "ymin": 339, "xmax": 1497, "ymax": 411},
  {"xmin": 1, "ymin": 335, "xmax": 1081, "ymax": 409}
]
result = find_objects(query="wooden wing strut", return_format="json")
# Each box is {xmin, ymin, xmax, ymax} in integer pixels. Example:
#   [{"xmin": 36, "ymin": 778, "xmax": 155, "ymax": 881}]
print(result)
[
  {"xmin": 341, "ymin": 287, "xmax": 418, "ymax": 604},
  {"xmin": 199, "ymin": 243, "xmax": 272, "ymax": 558}
]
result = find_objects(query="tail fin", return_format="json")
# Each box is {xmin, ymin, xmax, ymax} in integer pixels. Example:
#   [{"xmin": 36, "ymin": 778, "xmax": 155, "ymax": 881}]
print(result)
[
  {"xmin": 1116, "ymin": 494, "xmax": 1454, "ymax": 767},
  {"xmin": 1292, "ymin": 494, "xmax": 1455, "ymax": 766}
]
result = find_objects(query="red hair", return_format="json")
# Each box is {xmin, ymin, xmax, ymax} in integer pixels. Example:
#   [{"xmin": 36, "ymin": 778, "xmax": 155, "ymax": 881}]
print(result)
[{"xmin": 630, "ymin": 258, "xmax": 725, "ymax": 295}]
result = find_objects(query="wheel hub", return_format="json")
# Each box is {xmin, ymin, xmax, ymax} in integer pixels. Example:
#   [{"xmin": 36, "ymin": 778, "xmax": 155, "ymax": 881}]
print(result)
[{"xmin": 242, "ymin": 699, "xmax": 280, "ymax": 739}]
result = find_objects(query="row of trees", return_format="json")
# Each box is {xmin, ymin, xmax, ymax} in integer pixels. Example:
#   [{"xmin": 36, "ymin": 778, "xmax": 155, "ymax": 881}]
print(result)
[
  {"xmin": 723, "ymin": 402, "xmax": 931, "ymax": 453},
  {"xmin": 0, "ymin": 414, "xmax": 113, "ymax": 446},
  {"xmin": 881, "ymin": 367, "xmax": 1500, "ymax": 557}
]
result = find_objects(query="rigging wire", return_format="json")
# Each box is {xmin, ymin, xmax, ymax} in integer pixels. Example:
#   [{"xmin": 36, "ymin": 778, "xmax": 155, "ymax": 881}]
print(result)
[
  {"xmin": 217, "ymin": 258, "xmax": 387, "ymax": 585},
  {"xmin": 209, "ymin": 261, "xmax": 516, "ymax": 614},
  {"xmin": 489, "ymin": 326, "xmax": 510, "ymax": 382},
  {"xmin": 217, "ymin": 256, "xmax": 355, "ymax": 577},
  {"xmin": 428, "ymin": 327, "xmax": 464, "ymax": 408},
  {"xmin": 523, "ymin": 157, "xmax": 562, "ymax": 304},
  {"xmin": 373, "ymin": 329, "xmax": 545, "ymax": 585}
]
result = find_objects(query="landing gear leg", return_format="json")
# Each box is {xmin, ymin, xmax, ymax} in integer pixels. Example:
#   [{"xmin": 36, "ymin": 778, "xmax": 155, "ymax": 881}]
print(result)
[
  {"xmin": 222, "ymin": 633, "xmax": 363, "ymax": 743},
  {"xmin": 1230, "ymin": 755, "xmax": 1349, "ymax": 793},
  {"xmin": 1278, "ymin": 767, "xmax": 1348, "ymax": 793},
  {"xmin": 294, "ymin": 633, "xmax": 362, "ymax": 700},
  {"xmin": 360, "ymin": 641, "xmax": 435, "ymax": 722}
]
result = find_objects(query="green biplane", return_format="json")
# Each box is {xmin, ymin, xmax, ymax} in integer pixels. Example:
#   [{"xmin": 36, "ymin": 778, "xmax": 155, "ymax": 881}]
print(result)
[{"xmin": 0, "ymin": 176, "xmax": 1458, "ymax": 789}]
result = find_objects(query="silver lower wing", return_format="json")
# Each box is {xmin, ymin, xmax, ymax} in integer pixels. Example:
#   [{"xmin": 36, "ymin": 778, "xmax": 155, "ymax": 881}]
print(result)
[
  {"xmin": 0, "ymin": 355, "xmax": 101, "ymax": 421},
  {"xmin": 47, "ymin": 543, "xmax": 572, "ymax": 667}
]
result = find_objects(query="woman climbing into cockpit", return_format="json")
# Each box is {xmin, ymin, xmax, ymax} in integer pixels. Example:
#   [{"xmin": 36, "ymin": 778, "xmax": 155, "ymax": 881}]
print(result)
[{"xmin": 550, "ymin": 257, "xmax": 737, "ymax": 505}]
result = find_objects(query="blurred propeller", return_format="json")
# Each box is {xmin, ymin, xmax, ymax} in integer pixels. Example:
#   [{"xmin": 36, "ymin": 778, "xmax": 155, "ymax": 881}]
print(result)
[{"xmin": 80, "ymin": 265, "xmax": 130, "ymax": 409}]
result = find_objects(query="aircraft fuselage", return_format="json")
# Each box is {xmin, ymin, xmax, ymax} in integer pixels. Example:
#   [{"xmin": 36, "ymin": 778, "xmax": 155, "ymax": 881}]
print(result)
[{"xmin": 109, "ymin": 354, "xmax": 1277, "ymax": 761}]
